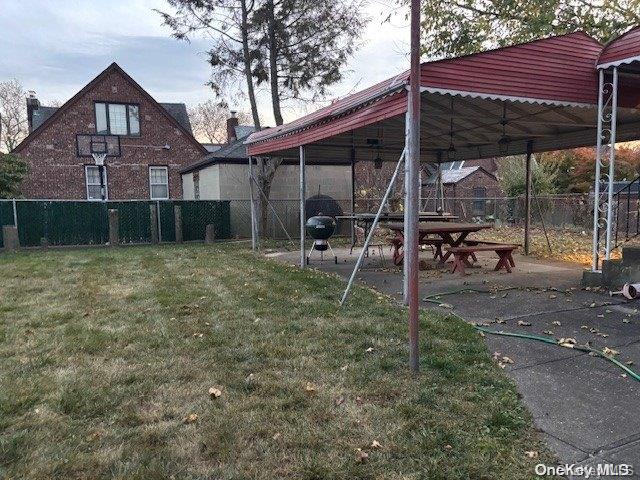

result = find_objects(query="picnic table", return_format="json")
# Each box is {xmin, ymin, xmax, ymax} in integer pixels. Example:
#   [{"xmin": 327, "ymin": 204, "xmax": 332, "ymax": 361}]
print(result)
[
  {"xmin": 384, "ymin": 221, "xmax": 493, "ymax": 266},
  {"xmin": 337, "ymin": 212, "xmax": 458, "ymax": 254}
]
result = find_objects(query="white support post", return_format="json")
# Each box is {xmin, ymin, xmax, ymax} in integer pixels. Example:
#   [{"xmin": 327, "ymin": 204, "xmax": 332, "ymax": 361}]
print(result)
[
  {"xmin": 248, "ymin": 157, "xmax": 257, "ymax": 251},
  {"xmin": 591, "ymin": 69, "xmax": 605, "ymax": 271},
  {"xmin": 299, "ymin": 146, "xmax": 306, "ymax": 269},
  {"xmin": 605, "ymin": 67, "xmax": 619, "ymax": 261}
]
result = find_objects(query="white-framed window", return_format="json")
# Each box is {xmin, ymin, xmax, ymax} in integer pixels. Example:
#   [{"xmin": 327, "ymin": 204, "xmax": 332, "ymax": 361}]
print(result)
[
  {"xmin": 149, "ymin": 166, "xmax": 169, "ymax": 199},
  {"xmin": 95, "ymin": 102, "xmax": 140, "ymax": 136},
  {"xmin": 85, "ymin": 165, "xmax": 108, "ymax": 200}
]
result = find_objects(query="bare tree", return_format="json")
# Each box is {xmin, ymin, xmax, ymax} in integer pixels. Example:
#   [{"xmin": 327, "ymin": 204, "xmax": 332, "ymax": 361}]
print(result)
[
  {"xmin": 156, "ymin": 0, "xmax": 263, "ymax": 129},
  {"xmin": 0, "ymin": 79, "xmax": 28, "ymax": 153},
  {"xmin": 159, "ymin": 0, "xmax": 368, "ymax": 236},
  {"xmin": 189, "ymin": 100, "xmax": 251, "ymax": 143}
]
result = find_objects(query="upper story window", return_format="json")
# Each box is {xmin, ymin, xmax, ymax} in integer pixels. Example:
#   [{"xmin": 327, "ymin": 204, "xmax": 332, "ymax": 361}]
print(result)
[{"xmin": 95, "ymin": 102, "xmax": 140, "ymax": 136}]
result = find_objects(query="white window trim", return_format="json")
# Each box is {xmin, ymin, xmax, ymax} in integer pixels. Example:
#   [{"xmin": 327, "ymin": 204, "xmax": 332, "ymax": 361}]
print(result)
[
  {"xmin": 85, "ymin": 165, "xmax": 108, "ymax": 201},
  {"xmin": 149, "ymin": 166, "xmax": 169, "ymax": 200}
]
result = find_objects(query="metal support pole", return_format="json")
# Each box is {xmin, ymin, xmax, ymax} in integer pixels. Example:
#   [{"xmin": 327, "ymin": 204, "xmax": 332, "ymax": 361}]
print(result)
[
  {"xmin": 605, "ymin": 67, "xmax": 619, "ymax": 260},
  {"xmin": 299, "ymin": 146, "xmax": 306, "ymax": 269},
  {"xmin": 12, "ymin": 198, "xmax": 17, "ymax": 227},
  {"xmin": 436, "ymin": 150, "xmax": 444, "ymax": 213},
  {"xmin": 591, "ymin": 69, "xmax": 605, "ymax": 271},
  {"xmin": 248, "ymin": 156, "xmax": 257, "ymax": 250},
  {"xmin": 403, "ymin": 115, "xmax": 410, "ymax": 305},
  {"xmin": 340, "ymin": 150, "xmax": 406, "ymax": 306},
  {"xmin": 406, "ymin": 0, "xmax": 421, "ymax": 372},
  {"xmin": 350, "ymin": 144, "xmax": 356, "ymax": 244},
  {"xmin": 99, "ymin": 165, "xmax": 106, "ymax": 201},
  {"xmin": 524, "ymin": 141, "xmax": 533, "ymax": 255}
]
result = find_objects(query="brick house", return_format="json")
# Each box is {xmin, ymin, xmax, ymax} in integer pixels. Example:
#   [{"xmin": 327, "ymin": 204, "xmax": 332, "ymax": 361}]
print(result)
[
  {"xmin": 422, "ymin": 158, "xmax": 503, "ymax": 217},
  {"xmin": 13, "ymin": 63, "xmax": 208, "ymax": 200}
]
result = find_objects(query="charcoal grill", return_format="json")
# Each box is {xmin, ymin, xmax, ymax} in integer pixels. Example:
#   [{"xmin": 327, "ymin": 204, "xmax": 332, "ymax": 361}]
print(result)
[{"xmin": 306, "ymin": 215, "xmax": 338, "ymax": 264}]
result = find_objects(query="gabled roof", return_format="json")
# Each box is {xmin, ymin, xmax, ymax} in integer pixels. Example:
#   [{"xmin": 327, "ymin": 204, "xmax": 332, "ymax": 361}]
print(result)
[
  {"xmin": 31, "ymin": 106, "xmax": 58, "ymax": 130},
  {"xmin": 246, "ymin": 31, "xmax": 603, "ymax": 156},
  {"xmin": 31, "ymin": 102, "xmax": 194, "ymax": 133},
  {"xmin": 13, "ymin": 63, "xmax": 207, "ymax": 154},
  {"xmin": 598, "ymin": 26, "xmax": 640, "ymax": 69},
  {"xmin": 425, "ymin": 166, "xmax": 495, "ymax": 185},
  {"xmin": 179, "ymin": 128, "xmax": 256, "ymax": 173},
  {"xmin": 157, "ymin": 103, "xmax": 193, "ymax": 133}
]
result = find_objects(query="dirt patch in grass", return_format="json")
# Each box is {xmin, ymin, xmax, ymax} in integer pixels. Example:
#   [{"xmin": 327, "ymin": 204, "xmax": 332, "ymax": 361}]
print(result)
[{"xmin": 0, "ymin": 244, "xmax": 556, "ymax": 479}]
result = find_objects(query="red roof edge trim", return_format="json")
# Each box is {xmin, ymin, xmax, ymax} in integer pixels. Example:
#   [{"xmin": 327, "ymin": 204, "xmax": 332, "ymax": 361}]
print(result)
[
  {"xmin": 597, "ymin": 54, "xmax": 640, "ymax": 70},
  {"xmin": 420, "ymin": 87, "xmax": 597, "ymax": 108},
  {"xmin": 245, "ymin": 80, "xmax": 407, "ymax": 145}
]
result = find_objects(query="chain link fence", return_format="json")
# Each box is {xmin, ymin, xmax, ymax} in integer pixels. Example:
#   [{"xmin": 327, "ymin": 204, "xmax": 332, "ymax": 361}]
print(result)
[
  {"xmin": 356, "ymin": 194, "xmax": 595, "ymax": 230},
  {"xmin": 0, "ymin": 199, "xmax": 231, "ymax": 249},
  {"xmin": 1, "ymin": 194, "xmax": 603, "ymax": 249}
]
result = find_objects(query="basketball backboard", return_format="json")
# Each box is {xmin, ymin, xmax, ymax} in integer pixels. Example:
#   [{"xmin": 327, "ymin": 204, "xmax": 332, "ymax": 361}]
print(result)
[{"xmin": 76, "ymin": 134, "xmax": 121, "ymax": 158}]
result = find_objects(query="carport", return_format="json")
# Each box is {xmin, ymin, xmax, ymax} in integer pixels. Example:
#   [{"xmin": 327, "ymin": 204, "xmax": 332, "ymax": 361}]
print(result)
[{"xmin": 246, "ymin": 26, "xmax": 640, "ymax": 365}]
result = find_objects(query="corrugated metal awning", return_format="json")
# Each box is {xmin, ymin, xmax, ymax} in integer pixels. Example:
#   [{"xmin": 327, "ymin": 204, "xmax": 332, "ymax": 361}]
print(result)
[{"xmin": 246, "ymin": 30, "xmax": 640, "ymax": 162}]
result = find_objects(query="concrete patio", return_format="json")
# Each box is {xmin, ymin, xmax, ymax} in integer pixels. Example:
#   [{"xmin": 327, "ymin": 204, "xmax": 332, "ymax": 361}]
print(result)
[{"xmin": 268, "ymin": 246, "xmax": 640, "ymax": 478}]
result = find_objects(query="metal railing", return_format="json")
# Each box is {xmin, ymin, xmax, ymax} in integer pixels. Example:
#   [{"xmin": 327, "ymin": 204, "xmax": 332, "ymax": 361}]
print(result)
[{"xmin": 613, "ymin": 176, "xmax": 640, "ymax": 248}]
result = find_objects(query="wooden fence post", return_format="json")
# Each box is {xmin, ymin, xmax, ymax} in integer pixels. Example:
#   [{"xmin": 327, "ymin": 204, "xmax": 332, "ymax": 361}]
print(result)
[
  {"xmin": 174, "ymin": 205, "xmax": 183, "ymax": 243},
  {"xmin": 205, "ymin": 224, "xmax": 216, "ymax": 244},
  {"xmin": 2, "ymin": 226, "xmax": 19, "ymax": 252},
  {"xmin": 108, "ymin": 209, "xmax": 119, "ymax": 246}
]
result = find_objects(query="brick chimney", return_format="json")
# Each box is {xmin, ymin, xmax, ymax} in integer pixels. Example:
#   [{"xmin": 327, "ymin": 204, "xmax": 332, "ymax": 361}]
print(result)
[
  {"xmin": 226, "ymin": 111, "xmax": 239, "ymax": 144},
  {"xmin": 26, "ymin": 91, "xmax": 40, "ymax": 133}
]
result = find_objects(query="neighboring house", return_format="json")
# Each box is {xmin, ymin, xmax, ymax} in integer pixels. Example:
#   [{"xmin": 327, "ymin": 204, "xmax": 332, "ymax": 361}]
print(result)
[
  {"xmin": 180, "ymin": 114, "xmax": 353, "ymax": 203},
  {"xmin": 13, "ymin": 63, "xmax": 208, "ymax": 200},
  {"xmin": 422, "ymin": 159, "xmax": 502, "ymax": 217}
]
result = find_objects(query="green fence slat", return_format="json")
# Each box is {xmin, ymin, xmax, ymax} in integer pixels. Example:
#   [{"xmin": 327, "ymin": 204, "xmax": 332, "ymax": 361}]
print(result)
[{"xmin": 2, "ymin": 199, "xmax": 231, "ymax": 249}]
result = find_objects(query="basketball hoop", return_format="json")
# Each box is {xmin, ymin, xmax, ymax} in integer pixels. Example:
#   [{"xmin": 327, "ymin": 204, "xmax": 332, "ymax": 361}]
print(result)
[{"xmin": 92, "ymin": 153, "xmax": 107, "ymax": 166}]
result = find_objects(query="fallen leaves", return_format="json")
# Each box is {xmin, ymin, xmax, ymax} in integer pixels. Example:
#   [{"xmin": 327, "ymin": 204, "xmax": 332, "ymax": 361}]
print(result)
[
  {"xmin": 552, "ymin": 321, "xmax": 561, "ymax": 326},
  {"xmin": 371, "ymin": 440, "xmax": 382, "ymax": 449},
  {"xmin": 525, "ymin": 450, "xmax": 539, "ymax": 459},
  {"xmin": 304, "ymin": 382, "xmax": 317, "ymax": 394},
  {"xmin": 602, "ymin": 347, "xmax": 619, "ymax": 356},
  {"xmin": 517, "ymin": 321, "xmax": 531, "ymax": 327},
  {"xmin": 355, "ymin": 449, "xmax": 369, "ymax": 463},
  {"xmin": 558, "ymin": 338, "xmax": 577, "ymax": 348},
  {"xmin": 492, "ymin": 352, "xmax": 514, "ymax": 369},
  {"xmin": 184, "ymin": 413, "xmax": 198, "ymax": 424},
  {"xmin": 208, "ymin": 387, "xmax": 222, "ymax": 399}
]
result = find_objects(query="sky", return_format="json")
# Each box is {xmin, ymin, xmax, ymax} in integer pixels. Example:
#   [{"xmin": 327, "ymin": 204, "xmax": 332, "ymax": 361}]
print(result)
[{"xmin": 0, "ymin": 0, "xmax": 410, "ymax": 126}]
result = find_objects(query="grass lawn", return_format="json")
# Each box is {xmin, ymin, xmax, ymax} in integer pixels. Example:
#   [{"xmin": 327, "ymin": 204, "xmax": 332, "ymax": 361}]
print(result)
[{"xmin": 1, "ymin": 244, "xmax": 555, "ymax": 479}]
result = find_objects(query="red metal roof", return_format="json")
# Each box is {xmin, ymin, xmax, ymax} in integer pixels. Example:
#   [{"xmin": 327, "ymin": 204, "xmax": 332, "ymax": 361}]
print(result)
[
  {"xmin": 421, "ymin": 32, "xmax": 601, "ymax": 105},
  {"xmin": 247, "ymin": 31, "xmax": 605, "ymax": 156},
  {"xmin": 598, "ymin": 26, "xmax": 640, "ymax": 68}
]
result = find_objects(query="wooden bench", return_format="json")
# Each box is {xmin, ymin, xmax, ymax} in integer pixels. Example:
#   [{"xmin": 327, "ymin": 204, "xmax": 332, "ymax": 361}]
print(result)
[
  {"xmin": 446, "ymin": 242, "xmax": 518, "ymax": 275},
  {"xmin": 388, "ymin": 236, "xmax": 445, "ymax": 266}
]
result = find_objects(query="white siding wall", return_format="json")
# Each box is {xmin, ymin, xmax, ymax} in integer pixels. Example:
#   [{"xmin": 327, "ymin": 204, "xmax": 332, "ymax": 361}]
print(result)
[
  {"xmin": 182, "ymin": 173, "xmax": 195, "ymax": 199},
  {"xmin": 198, "ymin": 165, "xmax": 221, "ymax": 200},
  {"xmin": 181, "ymin": 163, "xmax": 352, "ymax": 201}
]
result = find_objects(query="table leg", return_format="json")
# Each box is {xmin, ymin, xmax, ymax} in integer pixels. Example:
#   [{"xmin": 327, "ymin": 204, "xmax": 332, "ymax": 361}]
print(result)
[
  {"xmin": 494, "ymin": 251, "xmax": 513, "ymax": 273},
  {"xmin": 451, "ymin": 253, "xmax": 468, "ymax": 275}
]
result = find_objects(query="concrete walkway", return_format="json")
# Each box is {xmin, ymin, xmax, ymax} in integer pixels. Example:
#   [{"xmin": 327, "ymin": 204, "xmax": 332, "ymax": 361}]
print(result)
[{"xmin": 269, "ymin": 247, "xmax": 640, "ymax": 478}]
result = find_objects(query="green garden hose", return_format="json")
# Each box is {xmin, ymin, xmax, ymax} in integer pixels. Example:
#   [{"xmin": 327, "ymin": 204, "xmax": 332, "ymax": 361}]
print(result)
[
  {"xmin": 476, "ymin": 326, "xmax": 640, "ymax": 382},
  {"xmin": 422, "ymin": 289, "xmax": 640, "ymax": 383}
]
